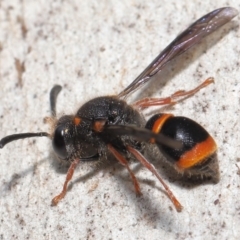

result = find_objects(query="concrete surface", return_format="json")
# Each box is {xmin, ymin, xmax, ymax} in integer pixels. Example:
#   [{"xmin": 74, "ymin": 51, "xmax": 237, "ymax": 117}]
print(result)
[{"xmin": 0, "ymin": 0, "xmax": 240, "ymax": 239}]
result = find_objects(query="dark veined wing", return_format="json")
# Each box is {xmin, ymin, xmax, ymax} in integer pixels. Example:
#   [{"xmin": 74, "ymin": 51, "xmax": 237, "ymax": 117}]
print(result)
[
  {"xmin": 118, "ymin": 7, "xmax": 238, "ymax": 98},
  {"xmin": 103, "ymin": 125, "xmax": 182, "ymax": 149}
]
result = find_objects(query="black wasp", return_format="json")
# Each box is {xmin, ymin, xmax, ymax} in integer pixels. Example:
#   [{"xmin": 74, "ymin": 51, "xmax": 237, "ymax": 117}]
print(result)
[{"xmin": 0, "ymin": 7, "xmax": 238, "ymax": 212}]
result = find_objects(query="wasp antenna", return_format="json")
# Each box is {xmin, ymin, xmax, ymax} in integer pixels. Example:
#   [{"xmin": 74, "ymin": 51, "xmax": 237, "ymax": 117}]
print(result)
[
  {"xmin": 0, "ymin": 132, "xmax": 50, "ymax": 148},
  {"xmin": 50, "ymin": 85, "xmax": 62, "ymax": 117}
]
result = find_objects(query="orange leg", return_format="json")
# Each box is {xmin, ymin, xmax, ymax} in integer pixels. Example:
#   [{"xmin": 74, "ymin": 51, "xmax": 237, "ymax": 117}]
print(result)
[
  {"xmin": 127, "ymin": 146, "xmax": 183, "ymax": 212},
  {"xmin": 108, "ymin": 144, "xmax": 142, "ymax": 196},
  {"xmin": 52, "ymin": 159, "xmax": 80, "ymax": 206},
  {"xmin": 133, "ymin": 77, "xmax": 214, "ymax": 109}
]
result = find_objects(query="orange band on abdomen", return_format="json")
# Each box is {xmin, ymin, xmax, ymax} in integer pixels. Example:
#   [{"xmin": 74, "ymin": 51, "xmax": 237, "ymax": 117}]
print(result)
[
  {"xmin": 176, "ymin": 136, "xmax": 217, "ymax": 169},
  {"xmin": 150, "ymin": 114, "xmax": 173, "ymax": 143}
]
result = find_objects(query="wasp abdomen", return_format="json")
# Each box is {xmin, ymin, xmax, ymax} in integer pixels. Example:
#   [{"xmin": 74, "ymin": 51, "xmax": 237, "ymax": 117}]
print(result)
[{"xmin": 146, "ymin": 114, "xmax": 219, "ymax": 181}]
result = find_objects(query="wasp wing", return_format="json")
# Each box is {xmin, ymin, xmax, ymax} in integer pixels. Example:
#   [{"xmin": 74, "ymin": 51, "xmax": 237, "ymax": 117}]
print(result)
[
  {"xmin": 103, "ymin": 125, "xmax": 182, "ymax": 149},
  {"xmin": 118, "ymin": 7, "xmax": 238, "ymax": 98}
]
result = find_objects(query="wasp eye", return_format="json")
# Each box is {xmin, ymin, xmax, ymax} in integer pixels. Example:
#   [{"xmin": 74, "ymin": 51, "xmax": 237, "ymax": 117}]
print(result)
[{"xmin": 52, "ymin": 125, "xmax": 68, "ymax": 159}]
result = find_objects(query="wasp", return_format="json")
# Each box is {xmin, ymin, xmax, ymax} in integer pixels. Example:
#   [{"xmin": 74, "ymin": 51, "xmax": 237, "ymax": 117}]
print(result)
[{"xmin": 0, "ymin": 7, "xmax": 238, "ymax": 212}]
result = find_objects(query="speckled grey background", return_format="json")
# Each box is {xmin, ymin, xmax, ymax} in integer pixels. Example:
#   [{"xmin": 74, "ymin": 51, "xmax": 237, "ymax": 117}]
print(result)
[{"xmin": 0, "ymin": 1, "xmax": 240, "ymax": 239}]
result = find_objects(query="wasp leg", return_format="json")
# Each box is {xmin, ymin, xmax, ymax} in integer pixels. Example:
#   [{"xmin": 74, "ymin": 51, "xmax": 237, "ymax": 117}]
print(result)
[
  {"xmin": 133, "ymin": 77, "xmax": 214, "ymax": 109},
  {"xmin": 107, "ymin": 144, "xmax": 142, "ymax": 196},
  {"xmin": 127, "ymin": 145, "xmax": 183, "ymax": 212},
  {"xmin": 52, "ymin": 158, "xmax": 80, "ymax": 206}
]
